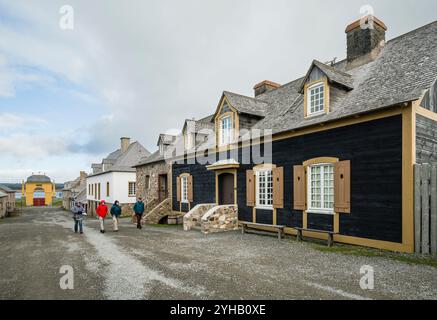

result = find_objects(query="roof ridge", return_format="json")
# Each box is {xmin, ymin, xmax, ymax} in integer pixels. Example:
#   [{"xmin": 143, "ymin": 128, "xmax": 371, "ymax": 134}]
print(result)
[
  {"xmin": 223, "ymin": 90, "xmax": 269, "ymax": 104},
  {"xmin": 386, "ymin": 20, "xmax": 437, "ymax": 45},
  {"xmin": 313, "ymin": 60, "xmax": 352, "ymax": 77}
]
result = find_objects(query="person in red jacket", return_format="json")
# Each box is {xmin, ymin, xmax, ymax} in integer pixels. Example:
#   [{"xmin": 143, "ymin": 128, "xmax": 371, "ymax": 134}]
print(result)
[{"xmin": 96, "ymin": 200, "xmax": 108, "ymax": 234}]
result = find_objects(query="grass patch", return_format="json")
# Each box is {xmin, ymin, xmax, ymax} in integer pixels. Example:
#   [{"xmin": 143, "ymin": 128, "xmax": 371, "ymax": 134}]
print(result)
[{"xmin": 311, "ymin": 243, "xmax": 437, "ymax": 268}]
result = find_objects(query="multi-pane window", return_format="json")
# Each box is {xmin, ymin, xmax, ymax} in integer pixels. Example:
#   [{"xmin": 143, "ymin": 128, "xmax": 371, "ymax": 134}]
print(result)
[
  {"xmin": 106, "ymin": 182, "xmax": 110, "ymax": 197},
  {"xmin": 181, "ymin": 176, "xmax": 188, "ymax": 203},
  {"xmin": 308, "ymin": 164, "xmax": 334, "ymax": 214},
  {"xmin": 220, "ymin": 116, "xmax": 232, "ymax": 145},
  {"xmin": 256, "ymin": 170, "xmax": 273, "ymax": 209},
  {"xmin": 308, "ymin": 82, "xmax": 325, "ymax": 116},
  {"xmin": 128, "ymin": 182, "xmax": 136, "ymax": 197}
]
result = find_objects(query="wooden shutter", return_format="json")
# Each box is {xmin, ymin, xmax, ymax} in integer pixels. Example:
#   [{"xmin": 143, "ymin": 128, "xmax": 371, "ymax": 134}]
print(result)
[
  {"xmin": 187, "ymin": 175, "xmax": 193, "ymax": 202},
  {"xmin": 334, "ymin": 160, "xmax": 351, "ymax": 213},
  {"xmin": 176, "ymin": 176, "xmax": 181, "ymax": 202},
  {"xmin": 293, "ymin": 165, "xmax": 306, "ymax": 211},
  {"xmin": 246, "ymin": 170, "xmax": 255, "ymax": 207},
  {"xmin": 273, "ymin": 167, "xmax": 284, "ymax": 209}
]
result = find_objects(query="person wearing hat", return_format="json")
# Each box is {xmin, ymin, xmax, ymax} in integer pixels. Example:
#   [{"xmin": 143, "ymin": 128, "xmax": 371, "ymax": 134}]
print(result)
[
  {"xmin": 96, "ymin": 200, "xmax": 108, "ymax": 233},
  {"xmin": 110, "ymin": 200, "xmax": 122, "ymax": 232},
  {"xmin": 133, "ymin": 197, "xmax": 145, "ymax": 229}
]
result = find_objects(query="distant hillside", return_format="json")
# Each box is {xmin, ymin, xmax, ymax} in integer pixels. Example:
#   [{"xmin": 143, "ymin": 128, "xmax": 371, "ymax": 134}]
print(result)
[{"xmin": 0, "ymin": 183, "xmax": 65, "ymax": 191}]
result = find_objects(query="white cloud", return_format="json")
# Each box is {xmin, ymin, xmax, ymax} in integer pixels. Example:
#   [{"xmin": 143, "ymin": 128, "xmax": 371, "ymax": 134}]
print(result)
[
  {"xmin": 0, "ymin": 112, "xmax": 47, "ymax": 130},
  {"xmin": 0, "ymin": 133, "xmax": 67, "ymax": 157}
]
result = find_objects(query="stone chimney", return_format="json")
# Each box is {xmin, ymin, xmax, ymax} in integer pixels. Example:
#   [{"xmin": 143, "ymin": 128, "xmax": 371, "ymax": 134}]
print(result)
[
  {"xmin": 79, "ymin": 171, "xmax": 87, "ymax": 184},
  {"xmin": 345, "ymin": 15, "xmax": 387, "ymax": 70},
  {"xmin": 254, "ymin": 80, "xmax": 281, "ymax": 97},
  {"xmin": 120, "ymin": 137, "xmax": 130, "ymax": 153}
]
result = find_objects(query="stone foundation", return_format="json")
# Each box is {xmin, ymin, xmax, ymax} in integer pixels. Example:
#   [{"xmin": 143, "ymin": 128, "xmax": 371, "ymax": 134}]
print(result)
[
  {"xmin": 201, "ymin": 205, "xmax": 239, "ymax": 234},
  {"xmin": 183, "ymin": 204, "xmax": 215, "ymax": 231}
]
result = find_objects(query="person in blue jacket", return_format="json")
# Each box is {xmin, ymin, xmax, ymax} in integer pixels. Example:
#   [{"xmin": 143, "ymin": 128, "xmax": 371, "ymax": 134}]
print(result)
[
  {"xmin": 133, "ymin": 197, "xmax": 145, "ymax": 229},
  {"xmin": 110, "ymin": 200, "xmax": 122, "ymax": 232}
]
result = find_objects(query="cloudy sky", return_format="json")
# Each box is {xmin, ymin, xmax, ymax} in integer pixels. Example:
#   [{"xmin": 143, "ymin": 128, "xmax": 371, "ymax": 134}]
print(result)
[{"xmin": 0, "ymin": 0, "xmax": 436, "ymax": 183}]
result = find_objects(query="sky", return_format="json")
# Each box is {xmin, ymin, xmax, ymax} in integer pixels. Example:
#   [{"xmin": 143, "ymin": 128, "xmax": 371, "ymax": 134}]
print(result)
[{"xmin": 0, "ymin": 0, "xmax": 436, "ymax": 183}]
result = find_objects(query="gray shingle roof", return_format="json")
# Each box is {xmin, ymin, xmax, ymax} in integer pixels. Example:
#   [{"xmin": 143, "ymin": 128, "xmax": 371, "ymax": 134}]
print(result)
[
  {"xmin": 0, "ymin": 184, "xmax": 15, "ymax": 193},
  {"xmin": 0, "ymin": 191, "xmax": 7, "ymax": 198},
  {"xmin": 134, "ymin": 150, "xmax": 164, "ymax": 167},
  {"xmin": 89, "ymin": 141, "xmax": 151, "ymax": 177},
  {"xmin": 26, "ymin": 175, "xmax": 51, "ymax": 183},
  {"xmin": 249, "ymin": 20, "xmax": 437, "ymax": 134},
  {"xmin": 298, "ymin": 60, "xmax": 354, "ymax": 93},
  {"xmin": 223, "ymin": 91, "xmax": 268, "ymax": 117}
]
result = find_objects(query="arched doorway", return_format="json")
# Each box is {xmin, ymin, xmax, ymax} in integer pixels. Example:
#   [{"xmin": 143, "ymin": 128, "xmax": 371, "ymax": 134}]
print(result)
[
  {"xmin": 218, "ymin": 173, "xmax": 235, "ymax": 205},
  {"xmin": 33, "ymin": 188, "xmax": 45, "ymax": 206}
]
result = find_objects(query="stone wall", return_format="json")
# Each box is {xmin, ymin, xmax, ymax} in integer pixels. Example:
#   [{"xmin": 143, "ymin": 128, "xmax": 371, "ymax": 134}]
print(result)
[
  {"xmin": 201, "ymin": 205, "xmax": 239, "ymax": 234},
  {"xmin": 136, "ymin": 160, "xmax": 171, "ymax": 205},
  {"xmin": 183, "ymin": 204, "xmax": 215, "ymax": 231}
]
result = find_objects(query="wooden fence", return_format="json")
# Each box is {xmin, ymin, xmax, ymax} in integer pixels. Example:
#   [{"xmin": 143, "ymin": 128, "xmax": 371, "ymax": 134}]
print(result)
[{"xmin": 414, "ymin": 164, "xmax": 437, "ymax": 256}]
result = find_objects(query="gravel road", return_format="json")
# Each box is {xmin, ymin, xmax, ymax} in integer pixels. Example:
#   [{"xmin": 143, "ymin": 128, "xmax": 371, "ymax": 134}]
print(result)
[{"xmin": 0, "ymin": 207, "xmax": 435, "ymax": 300}]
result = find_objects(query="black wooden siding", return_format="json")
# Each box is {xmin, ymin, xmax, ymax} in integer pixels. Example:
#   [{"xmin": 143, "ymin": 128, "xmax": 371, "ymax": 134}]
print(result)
[
  {"xmin": 172, "ymin": 115, "xmax": 403, "ymax": 243},
  {"xmin": 416, "ymin": 115, "xmax": 437, "ymax": 164}
]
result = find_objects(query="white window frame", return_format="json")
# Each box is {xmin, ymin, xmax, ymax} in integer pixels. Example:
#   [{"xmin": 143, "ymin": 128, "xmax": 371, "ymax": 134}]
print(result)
[
  {"xmin": 255, "ymin": 169, "xmax": 273, "ymax": 210},
  {"xmin": 181, "ymin": 176, "xmax": 188, "ymax": 203},
  {"xmin": 159, "ymin": 143, "xmax": 164, "ymax": 155},
  {"xmin": 307, "ymin": 163, "xmax": 335, "ymax": 215},
  {"xmin": 128, "ymin": 182, "xmax": 136, "ymax": 197},
  {"xmin": 219, "ymin": 116, "xmax": 233, "ymax": 146},
  {"xmin": 307, "ymin": 82, "xmax": 325, "ymax": 117}
]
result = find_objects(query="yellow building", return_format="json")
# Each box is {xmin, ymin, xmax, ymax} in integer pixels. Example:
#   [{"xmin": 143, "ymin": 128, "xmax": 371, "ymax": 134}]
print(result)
[{"xmin": 22, "ymin": 175, "xmax": 55, "ymax": 206}]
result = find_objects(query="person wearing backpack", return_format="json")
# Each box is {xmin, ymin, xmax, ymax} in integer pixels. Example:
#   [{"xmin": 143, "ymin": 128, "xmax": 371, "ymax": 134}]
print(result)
[
  {"xmin": 96, "ymin": 200, "xmax": 108, "ymax": 233},
  {"xmin": 110, "ymin": 200, "xmax": 122, "ymax": 232},
  {"xmin": 133, "ymin": 197, "xmax": 145, "ymax": 229},
  {"xmin": 72, "ymin": 202, "xmax": 85, "ymax": 234}
]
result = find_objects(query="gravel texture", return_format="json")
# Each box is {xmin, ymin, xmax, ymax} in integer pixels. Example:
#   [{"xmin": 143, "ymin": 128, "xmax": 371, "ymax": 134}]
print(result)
[{"xmin": 0, "ymin": 207, "xmax": 436, "ymax": 300}]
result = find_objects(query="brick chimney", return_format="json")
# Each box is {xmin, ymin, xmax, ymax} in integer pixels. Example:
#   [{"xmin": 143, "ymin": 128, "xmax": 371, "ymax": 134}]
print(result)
[
  {"xmin": 120, "ymin": 137, "xmax": 130, "ymax": 153},
  {"xmin": 345, "ymin": 15, "xmax": 387, "ymax": 70},
  {"xmin": 254, "ymin": 80, "xmax": 281, "ymax": 97}
]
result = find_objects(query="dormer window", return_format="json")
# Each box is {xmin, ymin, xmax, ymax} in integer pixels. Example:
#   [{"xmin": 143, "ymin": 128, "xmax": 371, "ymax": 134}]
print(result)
[
  {"xmin": 220, "ymin": 115, "xmax": 233, "ymax": 146},
  {"xmin": 159, "ymin": 143, "xmax": 165, "ymax": 155},
  {"xmin": 308, "ymin": 82, "xmax": 325, "ymax": 116}
]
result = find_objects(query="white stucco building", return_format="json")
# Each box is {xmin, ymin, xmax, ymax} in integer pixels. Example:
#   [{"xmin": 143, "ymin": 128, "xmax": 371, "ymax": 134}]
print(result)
[{"xmin": 87, "ymin": 137, "xmax": 150, "ymax": 215}]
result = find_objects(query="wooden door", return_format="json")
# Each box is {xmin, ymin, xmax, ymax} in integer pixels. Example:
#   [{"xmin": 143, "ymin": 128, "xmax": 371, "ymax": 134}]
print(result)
[
  {"xmin": 219, "ymin": 173, "xmax": 235, "ymax": 205},
  {"xmin": 158, "ymin": 174, "xmax": 168, "ymax": 202}
]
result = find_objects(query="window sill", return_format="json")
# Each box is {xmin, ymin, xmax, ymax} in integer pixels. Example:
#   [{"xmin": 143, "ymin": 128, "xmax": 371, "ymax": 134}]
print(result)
[
  {"xmin": 256, "ymin": 206, "xmax": 274, "ymax": 211},
  {"xmin": 307, "ymin": 210, "xmax": 335, "ymax": 215},
  {"xmin": 306, "ymin": 111, "xmax": 326, "ymax": 118}
]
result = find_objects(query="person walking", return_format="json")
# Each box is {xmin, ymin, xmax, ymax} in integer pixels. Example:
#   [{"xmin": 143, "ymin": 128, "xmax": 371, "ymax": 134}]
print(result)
[
  {"xmin": 96, "ymin": 200, "xmax": 108, "ymax": 233},
  {"xmin": 110, "ymin": 200, "xmax": 122, "ymax": 232},
  {"xmin": 72, "ymin": 202, "xmax": 85, "ymax": 234},
  {"xmin": 133, "ymin": 197, "xmax": 145, "ymax": 229}
]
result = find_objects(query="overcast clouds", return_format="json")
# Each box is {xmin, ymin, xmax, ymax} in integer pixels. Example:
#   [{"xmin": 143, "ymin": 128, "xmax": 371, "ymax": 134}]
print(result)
[{"xmin": 0, "ymin": 0, "xmax": 436, "ymax": 183}]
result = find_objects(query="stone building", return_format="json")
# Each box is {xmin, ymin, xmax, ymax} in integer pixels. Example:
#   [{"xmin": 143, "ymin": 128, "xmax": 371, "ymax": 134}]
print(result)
[
  {"xmin": 133, "ymin": 134, "xmax": 175, "ymax": 224},
  {"xmin": 0, "ymin": 192, "xmax": 7, "ymax": 218},
  {"xmin": 62, "ymin": 171, "xmax": 87, "ymax": 211},
  {"xmin": 0, "ymin": 184, "xmax": 16, "ymax": 216}
]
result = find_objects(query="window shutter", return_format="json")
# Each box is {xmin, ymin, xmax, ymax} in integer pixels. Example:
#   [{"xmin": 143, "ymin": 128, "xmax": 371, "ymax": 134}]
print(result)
[
  {"xmin": 187, "ymin": 175, "xmax": 193, "ymax": 202},
  {"xmin": 176, "ymin": 176, "xmax": 181, "ymax": 202},
  {"xmin": 273, "ymin": 167, "xmax": 284, "ymax": 209},
  {"xmin": 246, "ymin": 170, "xmax": 255, "ymax": 207},
  {"xmin": 334, "ymin": 160, "xmax": 351, "ymax": 213},
  {"xmin": 293, "ymin": 165, "xmax": 306, "ymax": 211}
]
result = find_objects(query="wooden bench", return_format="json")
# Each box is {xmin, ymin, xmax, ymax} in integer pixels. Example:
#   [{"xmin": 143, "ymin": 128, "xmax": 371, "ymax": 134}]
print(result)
[
  {"xmin": 241, "ymin": 222, "xmax": 286, "ymax": 241},
  {"xmin": 294, "ymin": 227, "xmax": 338, "ymax": 247}
]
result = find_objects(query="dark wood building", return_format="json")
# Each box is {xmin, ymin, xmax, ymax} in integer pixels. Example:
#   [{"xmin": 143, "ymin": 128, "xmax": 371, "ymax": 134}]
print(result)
[{"xmin": 170, "ymin": 16, "xmax": 437, "ymax": 253}]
